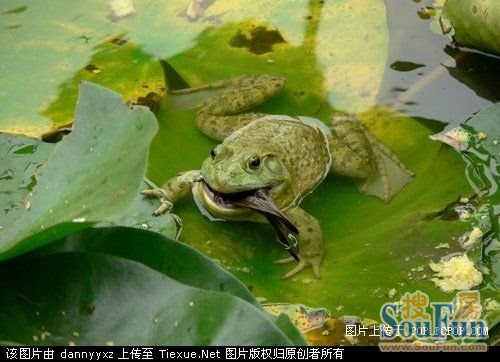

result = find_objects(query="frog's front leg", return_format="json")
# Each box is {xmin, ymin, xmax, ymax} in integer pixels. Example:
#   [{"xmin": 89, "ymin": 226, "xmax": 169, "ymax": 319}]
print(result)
[
  {"xmin": 141, "ymin": 170, "xmax": 201, "ymax": 215},
  {"xmin": 274, "ymin": 207, "xmax": 324, "ymax": 280},
  {"xmin": 195, "ymin": 74, "xmax": 286, "ymax": 141}
]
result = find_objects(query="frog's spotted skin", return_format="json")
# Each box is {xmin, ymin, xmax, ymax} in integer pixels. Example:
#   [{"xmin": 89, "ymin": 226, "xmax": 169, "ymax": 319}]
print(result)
[
  {"xmin": 170, "ymin": 74, "xmax": 286, "ymax": 141},
  {"xmin": 207, "ymin": 115, "xmax": 332, "ymax": 208},
  {"xmin": 262, "ymin": 303, "xmax": 330, "ymax": 332},
  {"xmin": 143, "ymin": 74, "xmax": 414, "ymax": 279}
]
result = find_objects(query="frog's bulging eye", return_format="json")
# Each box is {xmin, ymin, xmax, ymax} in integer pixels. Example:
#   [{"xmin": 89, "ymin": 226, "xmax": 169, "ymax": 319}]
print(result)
[
  {"xmin": 248, "ymin": 156, "xmax": 261, "ymax": 170},
  {"xmin": 210, "ymin": 148, "xmax": 217, "ymax": 159}
]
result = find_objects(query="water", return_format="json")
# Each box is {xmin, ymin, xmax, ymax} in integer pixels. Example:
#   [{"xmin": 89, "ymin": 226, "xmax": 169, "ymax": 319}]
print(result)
[{"xmin": 380, "ymin": 0, "xmax": 499, "ymax": 124}]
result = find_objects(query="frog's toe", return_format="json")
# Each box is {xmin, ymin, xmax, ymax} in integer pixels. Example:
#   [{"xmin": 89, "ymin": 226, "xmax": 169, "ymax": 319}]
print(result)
[
  {"xmin": 152, "ymin": 200, "xmax": 173, "ymax": 216},
  {"xmin": 141, "ymin": 188, "xmax": 173, "ymax": 215},
  {"xmin": 281, "ymin": 261, "xmax": 308, "ymax": 280},
  {"xmin": 373, "ymin": 154, "xmax": 391, "ymax": 202},
  {"xmin": 357, "ymin": 145, "xmax": 413, "ymax": 202},
  {"xmin": 274, "ymin": 256, "xmax": 296, "ymax": 264},
  {"xmin": 312, "ymin": 263, "xmax": 321, "ymax": 279}
]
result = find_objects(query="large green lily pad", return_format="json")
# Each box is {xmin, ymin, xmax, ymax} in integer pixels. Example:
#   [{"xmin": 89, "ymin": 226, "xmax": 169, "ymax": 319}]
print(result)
[
  {"xmin": 0, "ymin": 0, "xmax": 388, "ymax": 137},
  {"xmin": 163, "ymin": 0, "xmax": 388, "ymax": 114},
  {"xmin": 0, "ymin": 250, "xmax": 304, "ymax": 345},
  {"xmin": 442, "ymin": 0, "xmax": 500, "ymax": 55},
  {"xmin": 0, "ymin": 0, "xmax": 109, "ymax": 137},
  {"xmin": 39, "ymin": 227, "xmax": 258, "ymax": 307},
  {"xmin": 0, "ymin": 82, "xmax": 177, "ymax": 259},
  {"xmin": 0, "ymin": 134, "xmax": 55, "ymax": 230}
]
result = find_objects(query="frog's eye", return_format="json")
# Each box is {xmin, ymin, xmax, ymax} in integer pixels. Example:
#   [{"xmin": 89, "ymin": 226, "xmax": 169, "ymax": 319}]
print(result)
[
  {"xmin": 264, "ymin": 156, "xmax": 283, "ymax": 175},
  {"xmin": 210, "ymin": 148, "xmax": 217, "ymax": 159},
  {"xmin": 248, "ymin": 156, "xmax": 261, "ymax": 170}
]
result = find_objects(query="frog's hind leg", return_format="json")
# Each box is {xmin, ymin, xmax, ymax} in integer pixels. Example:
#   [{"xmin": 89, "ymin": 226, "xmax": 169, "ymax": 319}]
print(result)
[
  {"xmin": 329, "ymin": 113, "xmax": 414, "ymax": 202},
  {"xmin": 358, "ymin": 122, "xmax": 414, "ymax": 177},
  {"xmin": 194, "ymin": 74, "xmax": 287, "ymax": 141},
  {"xmin": 196, "ymin": 113, "xmax": 267, "ymax": 141},
  {"xmin": 359, "ymin": 128, "xmax": 415, "ymax": 200},
  {"xmin": 274, "ymin": 207, "xmax": 323, "ymax": 279}
]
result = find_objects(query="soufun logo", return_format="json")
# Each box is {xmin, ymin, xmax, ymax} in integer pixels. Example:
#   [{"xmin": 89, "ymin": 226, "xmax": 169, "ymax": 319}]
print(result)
[{"xmin": 379, "ymin": 290, "xmax": 488, "ymax": 340}]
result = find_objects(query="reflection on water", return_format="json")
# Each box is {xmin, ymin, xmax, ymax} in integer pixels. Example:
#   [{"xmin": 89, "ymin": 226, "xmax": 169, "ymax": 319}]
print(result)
[
  {"xmin": 444, "ymin": 46, "xmax": 500, "ymax": 104},
  {"xmin": 380, "ymin": 0, "xmax": 498, "ymax": 124}
]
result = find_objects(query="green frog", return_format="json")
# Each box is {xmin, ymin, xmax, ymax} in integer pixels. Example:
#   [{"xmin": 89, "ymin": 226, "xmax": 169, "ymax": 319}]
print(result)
[{"xmin": 142, "ymin": 74, "xmax": 413, "ymax": 279}]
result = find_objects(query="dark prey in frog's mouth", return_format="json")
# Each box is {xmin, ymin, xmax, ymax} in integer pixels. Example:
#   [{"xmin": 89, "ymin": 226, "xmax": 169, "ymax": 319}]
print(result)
[{"xmin": 200, "ymin": 181, "xmax": 300, "ymax": 261}]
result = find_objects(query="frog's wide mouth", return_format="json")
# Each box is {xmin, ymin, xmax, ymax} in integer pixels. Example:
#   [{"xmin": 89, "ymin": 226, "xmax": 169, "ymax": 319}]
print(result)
[
  {"xmin": 196, "ymin": 180, "xmax": 300, "ymax": 260},
  {"xmin": 201, "ymin": 181, "xmax": 258, "ymax": 210}
]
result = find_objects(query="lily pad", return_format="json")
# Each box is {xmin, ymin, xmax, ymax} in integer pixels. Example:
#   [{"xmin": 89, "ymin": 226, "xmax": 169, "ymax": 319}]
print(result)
[
  {"xmin": 0, "ymin": 82, "xmax": 167, "ymax": 259},
  {"xmin": 0, "ymin": 0, "xmax": 388, "ymax": 138},
  {"xmin": 0, "ymin": 134, "xmax": 55, "ymax": 230},
  {"xmin": 464, "ymin": 102, "xmax": 500, "ymax": 158},
  {"xmin": 38, "ymin": 227, "xmax": 258, "ymax": 307},
  {"xmin": 41, "ymin": 41, "xmax": 165, "ymax": 133},
  {"xmin": 429, "ymin": 102, "xmax": 499, "ymax": 197},
  {"xmin": 0, "ymin": 0, "xmax": 111, "ymax": 137},
  {"xmin": 0, "ymin": 251, "xmax": 304, "ymax": 345},
  {"xmin": 442, "ymin": 0, "xmax": 500, "ymax": 55},
  {"xmin": 96, "ymin": 179, "xmax": 182, "ymax": 240},
  {"xmin": 165, "ymin": 0, "xmax": 388, "ymax": 114}
]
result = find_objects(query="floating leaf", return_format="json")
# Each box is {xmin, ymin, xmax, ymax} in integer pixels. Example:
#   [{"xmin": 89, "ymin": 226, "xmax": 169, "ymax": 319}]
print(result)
[
  {"xmin": 464, "ymin": 102, "xmax": 500, "ymax": 159},
  {"xmin": 165, "ymin": 0, "xmax": 389, "ymax": 114},
  {"xmin": 428, "ymin": 102, "xmax": 499, "ymax": 329},
  {"xmin": 96, "ymin": 179, "xmax": 182, "ymax": 239},
  {"xmin": 442, "ymin": 0, "xmax": 500, "ymax": 55},
  {"xmin": 0, "ymin": 0, "xmax": 111, "ymax": 137},
  {"xmin": 0, "ymin": 0, "xmax": 389, "ymax": 137},
  {"xmin": 0, "ymin": 82, "xmax": 164, "ymax": 259},
  {"xmin": 41, "ymin": 41, "xmax": 165, "ymax": 133},
  {"xmin": 262, "ymin": 303, "xmax": 330, "ymax": 333},
  {"xmin": 0, "ymin": 135, "xmax": 54, "ymax": 231},
  {"xmin": 39, "ymin": 227, "xmax": 258, "ymax": 307},
  {"xmin": 0, "ymin": 251, "xmax": 304, "ymax": 345},
  {"xmin": 430, "ymin": 102, "xmax": 500, "ymax": 197}
]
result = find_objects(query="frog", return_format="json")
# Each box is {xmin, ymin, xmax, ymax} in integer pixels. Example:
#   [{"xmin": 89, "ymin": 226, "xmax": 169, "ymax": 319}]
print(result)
[
  {"xmin": 262, "ymin": 303, "xmax": 331, "ymax": 333},
  {"xmin": 142, "ymin": 74, "xmax": 414, "ymax": 279}
]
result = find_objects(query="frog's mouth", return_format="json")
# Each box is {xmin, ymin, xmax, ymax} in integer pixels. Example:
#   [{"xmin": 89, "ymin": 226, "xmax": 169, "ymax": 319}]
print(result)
[{"xmin": 197, "ymin": 180, "xmax": 300, "ymax": 260}]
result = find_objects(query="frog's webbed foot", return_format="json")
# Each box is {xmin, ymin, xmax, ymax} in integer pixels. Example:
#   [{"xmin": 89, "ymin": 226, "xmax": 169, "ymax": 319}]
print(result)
[
  {"xmin": 329, "ymin": 113, "xmax": 414, "ymax": 202},
  {"xmin": 273, "ymin": 207, "xmax": 323, "ymax": 280},
  {"xmin": 274, "ymin": 255, "xmax": 321, "ymax": 279},
  {"xmin": 141, "ymin": 188, "xmax": 173, "ymax": 216},
  {"xmin": 358, "ymin": 128, "xmax": 414, "ymax": 202}
]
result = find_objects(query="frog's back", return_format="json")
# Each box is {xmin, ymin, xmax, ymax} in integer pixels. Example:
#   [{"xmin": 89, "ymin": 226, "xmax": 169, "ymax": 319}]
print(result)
[{"xmin": 224, "ymin": 115, "xmax": 331, "ymax": 201}]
